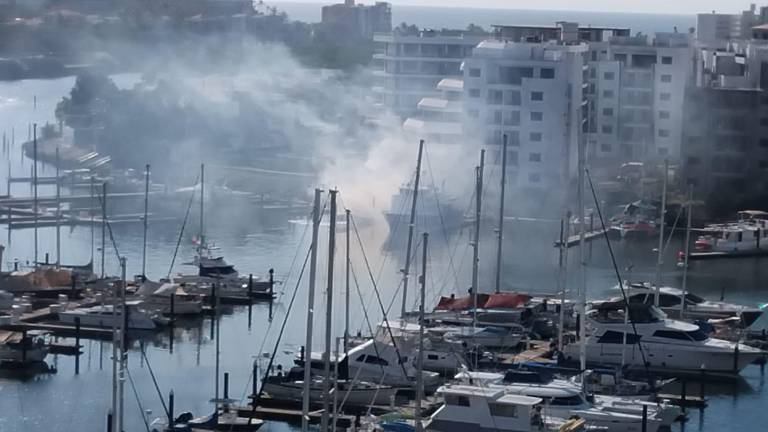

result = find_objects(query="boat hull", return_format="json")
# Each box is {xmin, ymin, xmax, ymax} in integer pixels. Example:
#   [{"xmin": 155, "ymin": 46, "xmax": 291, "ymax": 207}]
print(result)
[
  {"xmin": 58, "ymin": 311, "xmax": 158, "ymax": 330},
  {"xmin": 262, "ymin": 381, "xmax": 398, "ymax": 406}
]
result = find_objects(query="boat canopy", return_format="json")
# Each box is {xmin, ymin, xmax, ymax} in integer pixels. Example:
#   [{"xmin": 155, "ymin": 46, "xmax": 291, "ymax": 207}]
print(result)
[{"xmin": 435, "ymin": 292, "xmax": 530, "ymax": 311}]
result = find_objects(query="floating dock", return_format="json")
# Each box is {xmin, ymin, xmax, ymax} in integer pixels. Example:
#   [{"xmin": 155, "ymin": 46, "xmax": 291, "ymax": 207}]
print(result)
[{"xmin": 687, "ymin": 249, "xmax": 768, "ymax": 261}]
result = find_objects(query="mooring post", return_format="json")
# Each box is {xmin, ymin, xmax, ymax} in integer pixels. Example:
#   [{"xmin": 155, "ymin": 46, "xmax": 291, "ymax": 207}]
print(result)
[
  {"xmin": 734, "ymin": 342, "xmax": 740, "ymax": 372},
  {"xmin": 170, "ymin": 293, "xmax": 175, "ymax": 321},
  {"xmin": 252, "ymin": 361, "xmax": 258, "ymax": 399},
  {"xmin": 269, "ymin": 268, "xmax": 274, "ymax": 298},
  {"xmin": 21, "ymin": 329, "xmax": 27, "ymax": 363},
  {"xmin": 107, "ymin": 412, "xmax": 113, "ymax": 432},
  {"xmin": 223, "ymin": 372, "xmax": 230, "ymax": 413},
  {"xmin": 211, "ymin": 283, "xmax": 217, "ymax": 309},
  {"xmin": 45, "ymin": 252, "xmax": 49, "ymax": 265},
  {"xmin": 248, "ymin": 274, "xmax": 253, "ymax": 298},
  {"xmin": 681, "ymin": 380, "xmax": 687, "ymax": 414},
  {"xmin": 168, "ymin": 390, "xmax": 174, "ymax": 427},
  {"xmin": 75, "ymin": 317, "xmax": 81, "ymax": 375},
  {"xmin": 641, "ymin": 405, "xmax": 648, "ymax": 432}
]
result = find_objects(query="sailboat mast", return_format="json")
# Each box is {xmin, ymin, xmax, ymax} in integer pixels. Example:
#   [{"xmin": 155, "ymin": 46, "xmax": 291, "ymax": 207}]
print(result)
[
  {"xmin": 33, "ymin": 123, "xmax": 37, "ymax": 267},
  {"xmin": 118, "ymin": 257, "xmax": 127, "ymax": 432},
  {"xmin": 90, "ymin": 175, "xmax": 95, "ymax": 265},
  {"xmin": 321, "ymin": 190, "xmax": 338, "ymax": 431},
  {"xmin": 557, "ymin": 212, "xmax": 570, "ymax": 352},
  {"xmin": 301, "ymin": 189, "xmax": 322, "ymax": 432},
  {"xmin": 199, "ymin": 163, "xmax": 205, "ymax": 256},
  {"xmin": 214, "ymin": 275, "xmax": 221, "ymax": 420},
  {"xmin": 101, "ymin": 182, "xmax": 107, "ymax": 278},
  {"xmin": 680, "ymin": 185, "xmax": 693, "ymax": 316},
  {"xmin": 55, "ymin": 146, "xmax": 60, "ymax": 268},
  {"xmin": 577, "ymin": 127, "xmax": 587, "ymax": 377},
  {"xmin": 142, "ymin": 164, "xmax": 150, "ymax": 278},
  {"xmin": 655, "ymin": 159, "xmax": 669, "ymax": 306},
  {"xmin": 401, "ymin": 140, "xmax": 425, "ymax": 317},
  {"xmin": 495, "ymin": 135, "xmax": 508, "ymax": 294},
  {"xmin": 415, "ymin": 232, "xmax": 428, "ymax": 432},
  {"xmin": 472, "ymin": 150, "xmax": 485, "ymax": 333},
  {"xmin": 345, "ymin": 208, "xmax": 351, "ymax": 355}
]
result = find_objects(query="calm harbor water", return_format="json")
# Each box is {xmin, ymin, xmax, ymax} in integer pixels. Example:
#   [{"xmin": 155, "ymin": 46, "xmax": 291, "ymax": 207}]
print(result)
[{"xmin": 0, "ymin": 77, "xmax": 767, "ymax": 432}]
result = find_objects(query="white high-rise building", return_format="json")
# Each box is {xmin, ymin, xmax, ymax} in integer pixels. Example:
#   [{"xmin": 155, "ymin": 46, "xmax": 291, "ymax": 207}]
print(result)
[
  {"xmin": 586, "ymin": 31, "xmax": 693, "ymax": 163},
  {"xmin": 372, "ymin": 28, "xmax": 486, "ymax": 118},
  {"xmin": 462, "ymin": 27, "xmax": 588, "ymax": 190}
]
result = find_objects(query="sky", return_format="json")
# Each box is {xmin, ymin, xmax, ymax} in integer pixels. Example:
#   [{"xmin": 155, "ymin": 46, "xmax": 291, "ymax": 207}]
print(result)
[{"xmin": 268, "ymin": 0, "xmax": 754, "ymax": 15}]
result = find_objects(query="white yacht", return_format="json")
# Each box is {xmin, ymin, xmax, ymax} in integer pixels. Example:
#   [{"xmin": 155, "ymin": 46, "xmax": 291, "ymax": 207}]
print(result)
[
  {"xmin": 261, "ymin": 367, "xmax": 398, "ymax": 407},
  {"xmin": 427, "ymin": 384, "xmax": 579, "ymax": 432},
  {"xmin": 58, "ymin": 301, "xmax": 165, "ymax": 330},
  {"xmin": 135, "ymin": 280, "xmax": 204, "ymax": 315},
  {"xmin": 454, "ymin": 371, "xmax": 675, "ymax": 432},
  {"xmin": 562, "ymin": 302, "xmax": 764, "ymax": 375},
  {"xmin": 299, "ymin": 339, "xmax": 442, "ymax": 391},
  {"xmin": 373, "ymin": 320, "xmax": 470, "ymax": 376},
  {"xmin": 441, "ymin": 324, "xmax": 525, "ymax": 349},
  {"xmin": 617, "ymin": 283, "xmax": 762, "ymax": 326},
  {"xmin": 693, "ymin": 210, "xmax": 768, "ymax": 253},
  {"xmin": 384, "ymin": 182, "xmax": 464, "ymax": 234}
]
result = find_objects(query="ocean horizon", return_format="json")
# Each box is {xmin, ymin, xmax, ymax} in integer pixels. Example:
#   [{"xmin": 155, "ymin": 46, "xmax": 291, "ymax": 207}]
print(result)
[{"xmin": 272, "ymin": 2, "xmax": 696, "ymax": 35}]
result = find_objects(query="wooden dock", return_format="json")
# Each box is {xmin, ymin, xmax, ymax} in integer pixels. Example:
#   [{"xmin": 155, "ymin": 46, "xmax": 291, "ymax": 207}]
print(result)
[
  {"xmin": 555, "ymin": 229, "xmax": 607, "ymax": 248},
  {"xmin": 233, "ymin": 404, "xmax": 355, "ymax": 427},
  {"xmin": 688, "ymin": 249, "xmax": 768, "ymax": 261}
]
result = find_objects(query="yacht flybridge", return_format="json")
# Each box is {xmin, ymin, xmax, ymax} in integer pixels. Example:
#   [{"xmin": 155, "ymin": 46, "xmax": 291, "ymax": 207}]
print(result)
[
  {"xmin": 562, "ymin": 301, "xmax": 764, "ymax": 375},
  {"xmin": 617, "ymin": 282, "xmax": 762, "ymax": 325}
]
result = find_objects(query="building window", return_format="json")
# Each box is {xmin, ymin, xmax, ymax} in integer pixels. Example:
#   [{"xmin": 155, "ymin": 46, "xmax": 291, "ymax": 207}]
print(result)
[
  {"xmin": 661, "ymin": 56, "xmax": 673, "ymax": 65},
  {"xmin": 600, "ymin": 144, "xmax": 612, "ymax": 152},
  {"xmin": 660, "ymin": 92, "xmax": 671, "ymax": 101},
  {"xmin": 602, "ymin": 125, "xmax": 613, "ymax": 134},
  {"xmin": 529, "ymin": 152, "xmax": 542, "ymax": 162},
  {"xmin": 507, "ymin": 130, "xmax": 520, "ymax": 146},
  {"xmin": 658, "ymin": 147, "xmax": 669, "ymax": 156},
  {"xmin": 661, "ymin": 74, "xmax": 672, "ymax": 83},
  {"xmin": 529, "ymin": 173, "xmax": 541, "ymax": 183},
  {"xmin": 531, "ymin": 91, "xmax": 544, "ymax": 101},
  {"xmin": 540, "ymin": 68, "xmax": 555, "ymax": 79},
  {"xmin": 602, "ymin": 90, "xmax": 615, "ymax": 98},
  {"xmin": 530, "ymin": 112, "xmax": 543, "ymax": 122},
  {"xmin": 602, "ymin": 108, "xmax": 614, "ymax": 116},
  {"xmin": 490, "ymin": 110, "xmax": 502, "ymax": 125},
  {"xmin": 529, "ymin": 132, "xmax": 542, "ymax": 142},
  {"xmin": 487, "ymin": 90, "xmax": 503, "ymax": 105},
  {"xmin": 504, "ymin": 90, "xmax": 521, "ymax": 106},
  {"xmin": 658, "ymin": 129, "xmax": 670, "ymax": 138},
  {"xmin": 603, "ymin": 71, "xmax": 615, "ymax": 80},
  {"xmin": 659, "ymin": 110, "xmax": 671, "ymax": 119},
  {"xmin": 468, "ymin": 68, "xmax": 481, "ymax": 78},
  {"xmin": 504, "ymin": 111, "xmax": 521, "ymax": 126},
  {"xmin": 469, "ymin": 88, "xmax": 480, "ymax": 98}
]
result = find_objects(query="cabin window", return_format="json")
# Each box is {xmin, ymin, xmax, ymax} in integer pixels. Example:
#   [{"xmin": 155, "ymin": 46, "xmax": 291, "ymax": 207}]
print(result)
[
  {"xmin": 549, "ymin": 395, "xmax": 584, "ymax": 406},
  {"xmin": 658, "ymin": 294, "xmax": 681, "ymax": 308},
  {"xmin": 445, "ymin": 395, "xmax": 471, "ymax": 406},
  {"xmin": 427, "ymin": 354, "xmax": 439, "ymax": 360},
  {"xmin": 489, "ymin": 403, "xmax": 518, "ymax": 417},
  {"xmin": 355, "ymin": 355, "xmax": 389, "ymax": 366},
  {"xmin": 597, "ymin": 331, "xmax": 641, "ymax": 344},
  {"xmin": 652, "ymin": 330, "xmax": 691, "ymax": 341},
  {"xmin": 684, "ymin": 293, "xmax": 704, "ymax": 304}
]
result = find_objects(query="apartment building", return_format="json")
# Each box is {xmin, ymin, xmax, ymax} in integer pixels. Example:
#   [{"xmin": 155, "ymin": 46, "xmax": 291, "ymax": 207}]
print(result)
[
  {"xmin": 321, "ymin": 0, "xmax": 391, "ymax": 39},
  {"xmin": 697, "ymin": 4, "xmax": 768, "ymax": 46},
  {"xmin": 586, "ymin": 31, "xmax": 693, "ymax": 163},
  {"xmin": 462, "ymin": 23, "xmax": 588, "ymax": 191},
  {"xmin": 403, "ymin": 78, "xmax": 464, "ymax": 143},
  {"xmin": 682, "ymin": 42, "xmax": 768, "ymax": 205},
  {"xmin": 372, "ymin": 28, "xmax": 486, "ymax": 118}
]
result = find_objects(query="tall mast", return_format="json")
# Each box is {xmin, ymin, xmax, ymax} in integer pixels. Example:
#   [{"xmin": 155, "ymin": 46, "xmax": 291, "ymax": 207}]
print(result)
[
  {"xmin": 344, "ymin": 208, "xmax": 351, "ymax": 356},
  {"xmin": 471, "ymin": 150, "xmax": 485, "ymax": 334},
  {"xmin": 142, "ymin": 164, "xmax": 150, "ymax": 278},
  {"xmin": 401, "ymin": 140, "xmax": 425, "ymax": 317},
  {"xmin": 101, "ymin": 182, "xmax": 107, "ymax": 278},
  {"xmin": 577, "ymin": 122, "xmax": 587, "ymax": 378},
  {"xmin": 214, "ymin": 271, "xmax": 221, "ymax": 421},
  {"xmin": 33, "ymin": 123, "xmax": 38, "ymax": 267},
  {"xmin": 495, "ymin": 134, "xmax": 508, "ymax": 293},
  {"xmin": 90, "ymin": 176, "xmax": 95, "ymax": 265},
  {"xmin": 199, "ymin": 163, "xmax": 205, "ymax": 256},
  {"xmin": 301, "ymin": 189, "xmax": 322, "ymax": 432},
  {"xmin": 655, "ymin": 159, "xmax": 668, "ymax": 306},
  {"xmin": 321, "ymin": 190, "xmax": 338, "ymax": 431},
  {"xmin": 557, "ymin": 211, "xmax": 570, "ymax": 352},
  {"xmin": 118, "ymin": 257, "xmax": 127, "ymax": 432},
  {"xmin": 680, "ymin": 185, "xmax": 693, "ymax": 316},
  {"xmin": 415, "ymin": 232, "xmax": 428, "ymax": 432},
  {"xmin": 55, "ymin": 146, "xmax": 61, "ymax": 268},
  {"xmin": 111, "ymin": 254, "xmax": 119, "ymax": 431}
]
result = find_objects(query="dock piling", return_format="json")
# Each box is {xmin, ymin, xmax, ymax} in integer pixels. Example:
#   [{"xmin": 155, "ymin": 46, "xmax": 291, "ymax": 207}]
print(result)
[
  {"xmin": 252, "ymin": 361, "xmax": 258, "ymax": 399},
  {"xmin": 734, "ymin": 342, "xmax": 740, "ymax": 372},
  {"xmin": 641, "ymin": 405, "xmax": 648, "ymax": 432},
  {"xmin": 107, "ymin": 412, "xmax": 113, "ymax": 432},
  {"xmin": 224, "ymin": 372, "xmax": 230, "ymax": 412},
  {"xmin": 75, "ymin": 317, "xmax": 81, "ymax": 375},
  {"xmin": 170, "ymin": 293, "xmax": 175, "ymax": 321},
  {"xmin": 681, "ymin": 380, "xmax": 687, "ymax": 415},
  {"xmin": 168, "ymin": 391, "xmax": 174, "ymax": 427},
  {"xmin": 22, "ymin": 329, "xmax": 27, "ymax": 363}
]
